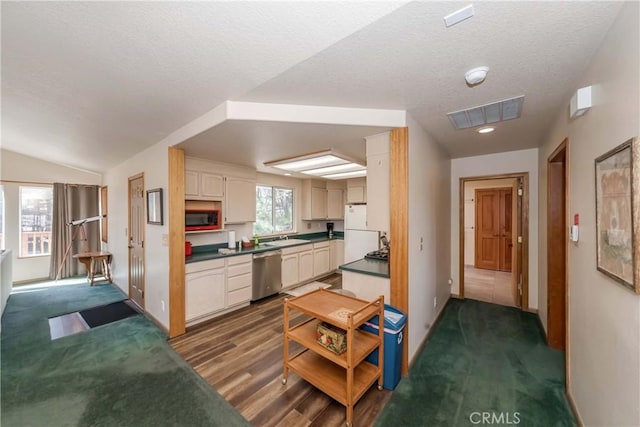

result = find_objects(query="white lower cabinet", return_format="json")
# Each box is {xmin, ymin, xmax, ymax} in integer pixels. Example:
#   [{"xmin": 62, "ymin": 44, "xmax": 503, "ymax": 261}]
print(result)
[
  {"xmin": 299, "ymin": 250, "xmax": 314, "ymax": 283},
  {"xmin": 185, "ymin": 254, "xmax": 252, "ymax": 324},
  {"xmin": 313, "ymin": 242, "xmax": 330, "ymax": 277},
  {"xmin": 330, "ymin": 240, "xmax": 344, "ymax": 270},
  {"xmin": 185, "ymin": 259, "xmax": 226, "ymax": 322},
  {"xmin": 282, "ymin": 254, "xmax": 300, "ymax": 288},
  {"xmin": 226, "ymin": 255, "xmax": 252, "ymax": 307}
]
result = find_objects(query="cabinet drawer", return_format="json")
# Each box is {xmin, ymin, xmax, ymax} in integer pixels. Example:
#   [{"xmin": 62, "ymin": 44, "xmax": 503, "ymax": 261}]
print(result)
[
  {"xmin": 227, "ymin": 262, "xmax": 252, "ymax": 277},
  {"xmin": 227, "ymin": 286, "xmax": 252, "ymax": 306},
  {"xmin": 282, "ymin": 244, "xmax": 313, "ymax": 256},
  {"xmin": 186, "ymin": 258, "xmax": 225, "ymax": 274},
  {"xmin": 228, "ymin": 272, "xmax": 252, "ymax": 292},
  {"xmin": 227, "ymin": 254, "xmax": 252, "ymax": 266},
  {"xmin": 313, "ymin": 241, "xmax": 329, "ymax": 249}
]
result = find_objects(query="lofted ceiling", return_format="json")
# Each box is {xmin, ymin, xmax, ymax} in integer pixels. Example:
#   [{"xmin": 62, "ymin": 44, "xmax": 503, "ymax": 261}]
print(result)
[{"xmin": 1, "ymin": 1, "xmax": 625, "ymax": 173}]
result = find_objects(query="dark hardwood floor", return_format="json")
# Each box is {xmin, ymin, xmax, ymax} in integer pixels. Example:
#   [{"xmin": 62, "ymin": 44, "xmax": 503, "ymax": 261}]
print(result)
[{"xmin": 170, "ymin": 274, "xmax": 392, "ymax": 427}]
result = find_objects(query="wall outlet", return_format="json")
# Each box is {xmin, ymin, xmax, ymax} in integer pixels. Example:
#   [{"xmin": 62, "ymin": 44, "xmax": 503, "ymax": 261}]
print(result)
[
  {"xmin": 124, "ymin": 227, "xmax": 128, "ymax": 237},
  {"xmin": 420, "ymin": 236, "xmax": 424, "ymax": 251},
  {"xmin": 307, "ymin": 223, "xmax": 311, "ymax": 230},
  {"xmin": 161, "ymin": 300, "xmax": 165, "ymax": 312},
  {"xmin": 162, "ymin": 234, "xmax": 168, "ymax": 246},
  {"xmin": 448, "ymin": 278, "xmax": 453, "ymax": 286},
  {"xmin": 433, "ymin": 297, "xmax": 437, "ymax": 308}
]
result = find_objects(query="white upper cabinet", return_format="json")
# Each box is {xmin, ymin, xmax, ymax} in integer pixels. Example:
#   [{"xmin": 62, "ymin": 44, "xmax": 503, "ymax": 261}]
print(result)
[
  {"xmin": 225, "ymin": 177, "xmax": 256, "ymax": 224},
  {"xmin": 327, "ymin": 189, "xmax": 344, "ymax": 219},
  {"xmin": 185, "ymin": 170, "xmax": 199, "ymax": 198},
  {"xmin": 346, "ymin": 177, "xmax": 366, "ymax": 204},
  {"xmin": 365, "ymin": 133, "xmax": 390, "ymax": 232},
  {"xmin": 201, "ymin": 173, "xmax": 225, "ymax": 199},
  {"xmin": 185, "ymin": 170, "xmax": 224, "ymax": 200},
  {"xmin": 302, "ymin": 179, "xmax": 328, "ymax": 220}
]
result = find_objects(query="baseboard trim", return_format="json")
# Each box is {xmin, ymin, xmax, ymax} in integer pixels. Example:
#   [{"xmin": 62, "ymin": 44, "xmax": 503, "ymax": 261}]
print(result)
[
  {"xmin": 566, "ymin": 389, "xmax": 584, "ymax": 426},
  {"xmin": 145, "ymin": 311, "xmax": 169, "ymax": 335},
  {"xmin": 409, "ymin": 295, "xmax": 451, "ymax": 368},
  {"xmin": 450, "ymin": 293, "xmax": 462, "ymax": 299},
  {"xmin": 525, "ymin": 307, "xmax": 538, "ymax": 314}
]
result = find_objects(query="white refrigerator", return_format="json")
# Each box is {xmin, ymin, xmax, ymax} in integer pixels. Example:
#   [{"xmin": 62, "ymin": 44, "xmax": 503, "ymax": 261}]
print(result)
[{"xmin": 344, "ymin": 205, "xmax": 379, "ymax": 263}]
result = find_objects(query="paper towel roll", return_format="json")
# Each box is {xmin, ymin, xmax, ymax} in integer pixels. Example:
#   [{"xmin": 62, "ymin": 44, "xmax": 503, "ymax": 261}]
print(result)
[{"xmin": 228, "ymin": 231, "xmax": 236, "ymax": 249}]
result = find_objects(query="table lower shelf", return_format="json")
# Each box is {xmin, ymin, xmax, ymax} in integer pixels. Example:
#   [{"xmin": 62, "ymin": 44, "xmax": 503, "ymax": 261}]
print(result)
[{"xmin": 286, "ymin": 348, "xmax": 381, "ymax": 407}]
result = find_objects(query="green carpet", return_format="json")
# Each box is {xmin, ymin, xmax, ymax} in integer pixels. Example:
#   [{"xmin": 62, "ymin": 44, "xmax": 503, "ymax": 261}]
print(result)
[
  {"xmin": 1, "ymin": 281, "xmax": 249, "ymax": 427},
  {"xmin": 375, "ymin": 299, "xmax": 576, "ymax": 427}
]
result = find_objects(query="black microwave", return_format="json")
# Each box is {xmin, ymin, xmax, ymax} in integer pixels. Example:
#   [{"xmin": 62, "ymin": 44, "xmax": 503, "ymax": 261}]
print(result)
[{"xmin": 185, "ymin": 209, "xmax": 221, "ymax": 231}]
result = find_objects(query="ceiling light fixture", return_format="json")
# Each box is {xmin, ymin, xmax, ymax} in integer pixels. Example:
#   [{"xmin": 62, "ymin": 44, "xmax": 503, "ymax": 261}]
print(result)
[
  {"xmin": 465, "ymin": 66, "xmax": 489, "ymax": 86},
  {"xmin": 478, "ymin": 127, "xmax": 495, "ymax": 134},
  {"xmin": 264, "ymin": 150, "xmax": 365, "ymax": 180}
]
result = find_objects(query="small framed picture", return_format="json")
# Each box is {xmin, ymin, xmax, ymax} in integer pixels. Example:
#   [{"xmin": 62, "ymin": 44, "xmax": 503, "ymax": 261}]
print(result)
[
  {"xmin": 594, "ymin": 137, "xmax": 639, "ymax": 292},
  {"xmin": 146, "ymin": 188, "xmax": 163, "ymax": 225}
]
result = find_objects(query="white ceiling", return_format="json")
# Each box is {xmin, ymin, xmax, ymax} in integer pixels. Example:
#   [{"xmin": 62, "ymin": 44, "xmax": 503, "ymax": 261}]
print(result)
[
  {"xmin": 1, "ymin": 2, "xmax": 625, "ymax": 173},
  {"xmin": 0, "ymin": 1, "xmax": 405, "ymax": 172}
]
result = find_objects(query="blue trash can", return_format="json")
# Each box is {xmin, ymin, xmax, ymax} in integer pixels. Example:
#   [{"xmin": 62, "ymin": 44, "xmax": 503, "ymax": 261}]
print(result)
[{"xmin": 361, "ymin": 304, "xmax": 406, "ymax": 390}]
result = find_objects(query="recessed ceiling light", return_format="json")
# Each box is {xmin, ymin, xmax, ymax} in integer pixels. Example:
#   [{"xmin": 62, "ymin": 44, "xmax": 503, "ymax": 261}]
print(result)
[
  {"xmin": 284, "ymin": 173, "xmax": 292, "ymax": 176},
  {"xmin": 478, "ymin": 127, "xmax": 495, "ymax": 134}
]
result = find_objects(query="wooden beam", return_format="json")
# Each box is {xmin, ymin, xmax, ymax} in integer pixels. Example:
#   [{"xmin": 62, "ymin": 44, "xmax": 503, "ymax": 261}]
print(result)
[
  {"xmin": 168, "ymin": 147, "xmax": 186, "ymax": 337},
  {"xmin": 389, "ymin": 127, "xmax": 409, "ymax": 375}
]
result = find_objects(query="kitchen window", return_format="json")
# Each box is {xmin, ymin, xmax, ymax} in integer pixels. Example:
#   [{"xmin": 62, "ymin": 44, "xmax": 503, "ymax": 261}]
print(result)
[
  {"xmin": 254, "ymin": 185, "xmax": 294, "ymax": 236},
  {"xmin": 19, "ymin": 186, "xmax": 53, "ymax": 257}
]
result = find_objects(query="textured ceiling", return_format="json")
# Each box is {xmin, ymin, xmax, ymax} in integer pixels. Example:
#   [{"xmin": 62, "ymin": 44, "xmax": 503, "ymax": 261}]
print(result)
[
  {"xmin": 238, "ymin": 1, "xmax": 623, "ymax": 158},
  {"xmin": 0, "ymin": 1, "xmax": 405, "ymax": 172},
  {"xmin": 1, "ymin": 2, "xmax": 626, "ymax": 172}
]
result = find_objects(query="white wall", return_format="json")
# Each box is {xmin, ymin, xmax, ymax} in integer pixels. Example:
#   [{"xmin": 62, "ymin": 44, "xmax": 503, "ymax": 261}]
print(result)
[
  {"xmin": 407, "ymin": 115, "xmax": 451, "ymax": 362},
  {"xmin": 538, "ymin": 3, "xmax": 639, "ymax": 424},
  {"xmin": 450, "ymin": 149, "xmax": 539, "ymax": 309},
  {"xmin": 0, "ymin": 149, "xmax": 102, "ymax": 282},
  {"xmin": 463, "ymin": 178, "xmax": 515, "ymax": 265},
  {"xmin": 103, "ymin": 143, "xmax": 170, "ymax": 328}
]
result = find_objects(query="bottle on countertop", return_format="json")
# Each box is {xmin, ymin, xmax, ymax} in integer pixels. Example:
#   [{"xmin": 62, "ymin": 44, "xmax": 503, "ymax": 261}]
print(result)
[{"xmin": 254, "ymin": 234, "xmax": 259, "ymax": 246}]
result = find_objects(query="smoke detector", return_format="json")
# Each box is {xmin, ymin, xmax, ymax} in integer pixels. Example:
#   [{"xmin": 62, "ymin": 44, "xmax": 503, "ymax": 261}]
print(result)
[{"xmin": 465, "ymin": 66, "xmax": 489, "ymax": 86}]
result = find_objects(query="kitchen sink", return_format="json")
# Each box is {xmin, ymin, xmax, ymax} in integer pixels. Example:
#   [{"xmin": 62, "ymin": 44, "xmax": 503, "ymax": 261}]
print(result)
[{"xmin": 264, "ymin": 239, "xmax": 311, "ymax": 247}]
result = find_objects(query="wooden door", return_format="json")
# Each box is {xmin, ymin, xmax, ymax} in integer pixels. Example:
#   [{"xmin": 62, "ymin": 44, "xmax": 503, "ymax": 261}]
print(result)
[
  {"xmin": 547, "ymin": 143, "xmax": 567, "ymax": 350},
  {"xmin": 475, "ymin": 188, "xmax": 512, "ymax": 271},
  {"xmin": 128, "ymin": 174, "xmax": 145, "ymax": 309},
  {"xmin": 500, "ymin": 189, "xmax": 513, "ymax": 271}
]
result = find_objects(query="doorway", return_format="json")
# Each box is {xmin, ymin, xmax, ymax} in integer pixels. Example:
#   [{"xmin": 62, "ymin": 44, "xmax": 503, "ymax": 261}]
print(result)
[
  {"xmin": 547, "ymin": 140, "xmax": 568, "ymax": 350},
  {"xmin": 128, "ymin": 174, "xmax": 145, "ymax": 309},
  {"xmin": 460, "ymin": 173, "xmax": 529, "ymax": 310}
]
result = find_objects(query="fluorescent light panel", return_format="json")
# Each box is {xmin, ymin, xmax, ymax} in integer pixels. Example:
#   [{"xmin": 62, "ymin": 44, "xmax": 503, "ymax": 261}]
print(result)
[
  {"xmin": 323, "ymin": 170, "xmax": 367, "ymax": 180},
  {"xmin": 304, "ymin": 163, "xmax": 363, "ymax": 176},
  {"xmin": 274, "ymin": 155, "xmax": 344, "ymax": 171},
  {"xmin": 265, "ymin": 150, "xmax": 365, "ymax": 180},
  {"xmin": 447, "ymin": 95, "xmax": 525, "ymax": 130}
]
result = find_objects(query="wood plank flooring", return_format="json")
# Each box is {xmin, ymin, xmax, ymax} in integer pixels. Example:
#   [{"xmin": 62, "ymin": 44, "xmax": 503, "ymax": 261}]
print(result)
[
  {"xmin": 465, "ymin": 266, "xmax": 515, "ymax": 306},
  {"xmin": 170, "ymin": 274, "xmax": 392, "ymax": 427}
]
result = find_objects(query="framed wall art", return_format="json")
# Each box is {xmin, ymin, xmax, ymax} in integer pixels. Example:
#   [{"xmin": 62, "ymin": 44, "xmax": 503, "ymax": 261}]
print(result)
[
  {"xmin": 146, "ymin": 188, "xmax": 163, "ymax": 225},
  {"xmin": 594, "ymin": 137, "xmax": 639, "ymax": 292}
]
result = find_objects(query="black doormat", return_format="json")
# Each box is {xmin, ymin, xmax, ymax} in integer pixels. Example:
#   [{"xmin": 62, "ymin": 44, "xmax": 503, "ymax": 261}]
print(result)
[{"xmin": 79, "ymin": 300, "xmax": 140, "ymax": 328}]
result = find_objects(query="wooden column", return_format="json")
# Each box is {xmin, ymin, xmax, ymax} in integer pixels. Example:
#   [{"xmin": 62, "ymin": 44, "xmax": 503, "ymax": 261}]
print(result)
[
  {"xmin": 389, "ymin": 127, "xmax": 409, "ymax": 375},
  {"xmin": 168, "ymin": 146, "xmax": 186, "ymax": 337}
]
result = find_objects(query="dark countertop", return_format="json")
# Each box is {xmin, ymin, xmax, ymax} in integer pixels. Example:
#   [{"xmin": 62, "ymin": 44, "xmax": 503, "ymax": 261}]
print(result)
[
  {"xmin": 339, "ymin": 258, "xmax": 390, "ymax": 279},
  {"xmin": 185, "ymin": 233, "xmax": 343, "ymax": 264}
]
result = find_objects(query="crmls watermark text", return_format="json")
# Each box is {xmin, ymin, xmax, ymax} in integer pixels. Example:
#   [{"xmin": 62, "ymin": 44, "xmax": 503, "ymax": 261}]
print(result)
[{"xmin": 469, "ymin": 412, "xmax": 521, "ymax": 425}]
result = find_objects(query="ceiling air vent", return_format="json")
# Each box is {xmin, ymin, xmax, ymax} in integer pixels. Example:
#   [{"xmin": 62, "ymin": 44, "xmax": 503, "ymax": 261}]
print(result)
[{"xmin": 447, "ymin": 95, "xmax": 524, "ymax": 130}]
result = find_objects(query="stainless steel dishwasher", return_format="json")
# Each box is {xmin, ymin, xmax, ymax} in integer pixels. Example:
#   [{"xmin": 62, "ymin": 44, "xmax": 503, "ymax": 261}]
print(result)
[{"xmin": 252, "ymin": 250, "xmax": 282, "ymax": 301}]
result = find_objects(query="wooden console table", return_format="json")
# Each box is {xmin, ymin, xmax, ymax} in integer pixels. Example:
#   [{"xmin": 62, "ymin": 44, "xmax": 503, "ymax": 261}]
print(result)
[
  {"xmin": 283, "ymin": 289, "xmax": 384, "ymax": 427},
  {"xmin": 73, "ymin": 251, "xmax": 113, "ymax": 286}
]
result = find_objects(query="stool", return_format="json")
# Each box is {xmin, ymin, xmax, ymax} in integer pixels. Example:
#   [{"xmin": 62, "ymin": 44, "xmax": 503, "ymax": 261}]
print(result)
[{"xmin": 73, "ymin": 252, "xmax": 113, "ymax": 286}]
